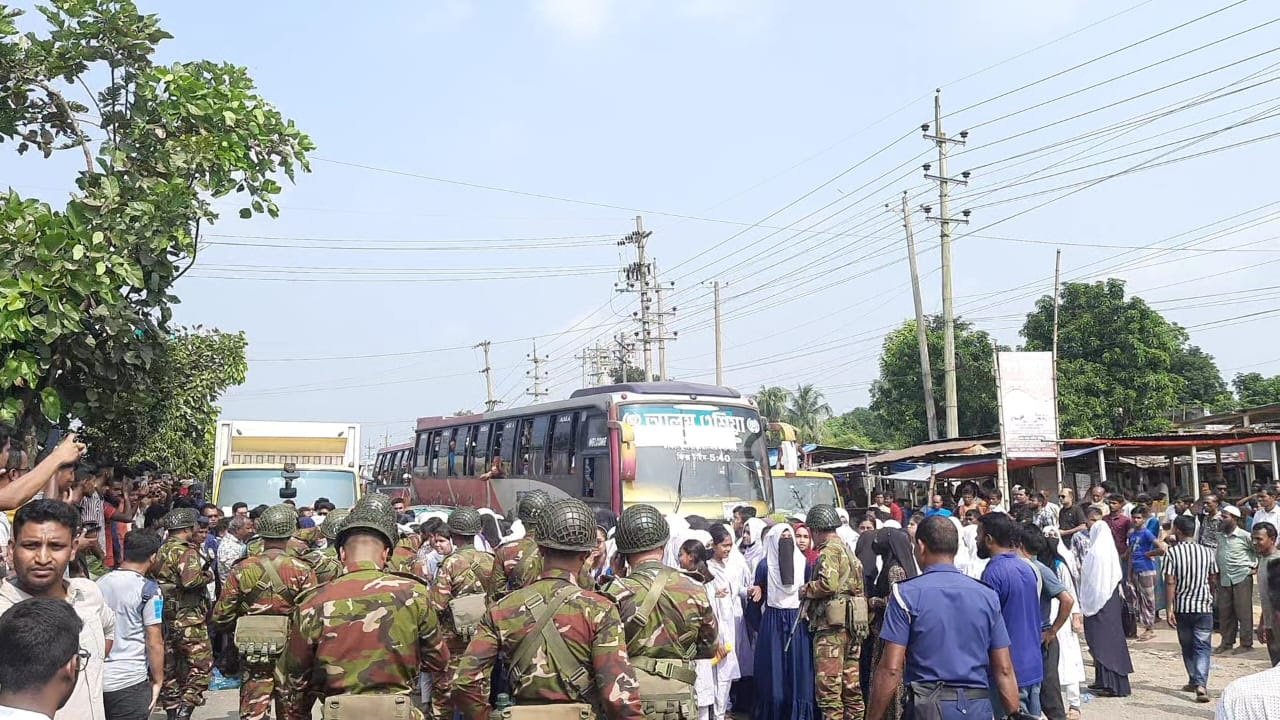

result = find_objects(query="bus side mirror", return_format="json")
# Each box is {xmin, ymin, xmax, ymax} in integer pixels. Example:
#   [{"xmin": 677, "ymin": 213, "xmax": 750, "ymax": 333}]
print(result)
[{"xmin": 608, "ymin": 420, "xmax": 637, "ymax": 484}]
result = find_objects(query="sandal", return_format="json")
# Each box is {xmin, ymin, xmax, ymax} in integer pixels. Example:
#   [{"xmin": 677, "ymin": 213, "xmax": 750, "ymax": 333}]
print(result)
[{"xmin": 1196, "ymin": 687, "xmax": 1211, "ymax": 703}]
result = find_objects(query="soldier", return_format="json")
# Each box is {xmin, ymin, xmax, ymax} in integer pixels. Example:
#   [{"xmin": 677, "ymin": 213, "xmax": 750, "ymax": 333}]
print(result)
[
  {"xmin": 213, "ymin": 504, "xmax": 318, "ymax": 720},
  {"xmin": 603, "ymin": 504, "xmax": 717, "ymax": 720},
  {"xmin": 490, "ymin": 489, "xmax": 552, "ymax": 597},
  {"xmin": 388, "ymin": 527, "xmax": 423, "ymax": 575},
  {"xmin": 302, "ymin": 507, "xmax": 349, "ymax": 585},
  {"xmin": 155, "ymin": 507, "xmax": 215, "ymax": 720},
  {"xmin": 452, "ymin": 497, "xmax": 643, "ymax": 720},
  {"xmin": 428, "ymin": 508, "xmax": 496, "ymax": 720},
  {"xmin": 274, "ymin": 499, "xmax": 449, "ymax": 720},
  {"xmin": 800, "ymin": 504, "xmax": 867, "ymax": 720}
]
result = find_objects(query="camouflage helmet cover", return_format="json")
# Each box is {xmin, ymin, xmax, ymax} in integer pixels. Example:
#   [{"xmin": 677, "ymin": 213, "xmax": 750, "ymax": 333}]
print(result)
[
  {"xmin": 447, "ymin": 507, "xmax": 482, "ymax": 536},
  {"xmin": 256, "ymin": 503, "xmax": 299, "ymax": 538},
  {"xmin": 535, "ymin": 498, "xmax": 597, "ymax": 552},
  {"xmin": 614, "ymin": 503, "xmax": 669, "ymax": 554},
  {"xmin": 805, "ymin": 504, "xmax": 842, "ymax": 532},
  {"xmin": 337, "ymin": 505, "xmax": 398, "ymax": 549},
  {"xmin": 358, "ymin": 492, "xmax": 395, "ymax": 515},
  {"xmin": 517, "ymin": 489, "xmax": 553, "ymax": 523},
  {"xmin": 162, "ymin": 507, "xmax": 199, "ymax": 531},
  {"xmin": 320, "ymin": 508, "xmax": 351, "ymax": 540}
]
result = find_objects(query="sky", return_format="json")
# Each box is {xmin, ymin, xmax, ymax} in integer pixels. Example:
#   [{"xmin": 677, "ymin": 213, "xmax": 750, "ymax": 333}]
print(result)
[{"xmin": 6, "ymin": 0, "xmax": 1280, "ymax": 455}]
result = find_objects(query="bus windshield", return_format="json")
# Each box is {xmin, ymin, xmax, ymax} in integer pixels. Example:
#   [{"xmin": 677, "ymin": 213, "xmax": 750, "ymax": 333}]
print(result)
[
  {"xmin": 772, "ymin": 475, "xmax": 839, "ymax": 517},
  {"xmin": 622, "ymin": 403, "xmax": 767, "ymax": 509},
  {"xmin": 215, "ymin": 469, "xmax": 357, "ymax": 509}
]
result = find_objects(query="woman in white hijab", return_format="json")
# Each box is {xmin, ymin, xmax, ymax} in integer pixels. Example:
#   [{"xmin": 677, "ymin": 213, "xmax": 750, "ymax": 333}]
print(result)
[
  {"xmin": 834, "ymin": 507, "xmax": 861, "ymax": 558},
  {"xmin": 750, "ymin": 523, "xmax": 816, "ymax": 720},
  {"xmin": 1053, "ymin": 537, "xmax": 1087, "ymax": 720},
  {"xmin": 1078, "ymin": 520, "xmax": 1133, "ymax": 697},
  {"xmin": 707, "ymin": 523, "xmax": 746, "ymax": 718},
  {"xmin": 738, "ymin": 517, "xmax": 768, "ymax": 575}
]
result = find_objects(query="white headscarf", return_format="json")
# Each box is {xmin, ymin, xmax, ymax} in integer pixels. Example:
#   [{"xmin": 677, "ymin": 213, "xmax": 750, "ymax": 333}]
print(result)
[
  {"xmin": 739, "ymin": 518, "xmax": 767, "ymax": 573},
  {"xmin": 764, "ymin": 523, "xmax": 804, "ymax": 609},
  {"xmin": 664, "ymin": 514, "xmax": 692, "ymax": 568},
  {"xmin": 1078, "ymin": 520, "xmax": 1122, "ymax": 617},
  {"xmin": 948, "ymin": 515, "xmax": 971, "ymax": 572},
  {"xmin": 506, "ymin": 518, "xmax": 527, "ymax": 544}
]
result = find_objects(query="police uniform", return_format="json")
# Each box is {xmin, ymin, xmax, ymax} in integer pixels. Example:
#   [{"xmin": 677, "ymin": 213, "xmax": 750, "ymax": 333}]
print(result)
[
  {"xmin": 212, "ymin": 504, "xmax": 317, "ymax": 720},
  {"xmin": 155, "ymin": 508, "xmax": 215, "ymax": 719},
  {"xmin": 604, "ymin": 504, "xmax": 717, "ymax": 720},
  {"xmin": 451, "ymin": 497, "xmax": 643, "ymax": 720},
  {"xmin": 878, "ymin": 563, "xmax": 1011, "ymax": 720},
  {"xmin": 801, "ymin": 505, "xmax": 867, "ymax": 720},
  {"xmin": 427, "ymin": 508, "xmax": 496, "ymax": 720},
  {"xmin": 274, "ymin": 498, "xmax": 449, "ymax": 720}
]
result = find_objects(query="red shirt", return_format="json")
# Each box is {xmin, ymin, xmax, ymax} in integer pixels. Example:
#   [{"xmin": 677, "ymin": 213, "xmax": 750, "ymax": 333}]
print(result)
[
  {"xmin": 1104, "ymin": 512, "xmax": 1133, "ymax": 557},
  {"xmin": 889, "ymin": 502, "xmax": 904, "ymax": 523}
]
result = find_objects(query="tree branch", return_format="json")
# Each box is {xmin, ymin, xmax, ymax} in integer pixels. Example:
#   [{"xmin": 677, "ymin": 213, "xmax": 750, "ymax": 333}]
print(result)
[
  {"xmin": 172, "ymin": 217, "xmax": 201, "ymax": 282},
  {"xmin": 34, "ymin": 80, "xmax": 94, "ymax": 174}
]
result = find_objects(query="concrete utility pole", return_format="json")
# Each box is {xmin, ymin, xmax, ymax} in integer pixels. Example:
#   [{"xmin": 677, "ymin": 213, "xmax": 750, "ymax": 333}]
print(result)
[
  {"xmin": 1051, "ymin": 249, "xmax": 1065, "ymax": 494},
  {"xmin": 652, "ymin": 261, "xmax": 676, "ymax": 381},
  {"xmin": 476, "ymin": 340, "xmax": 501, "ymax": 412},
  {"xmin": 704, "ymin": 280, "xmax": 725, "ymax": 386},
  {"xmin": 616, "ymin": 216, "xmax": 655, "ymax": 380},
  {"xmin": 611, "ymin": 333, "xmax": 637, "ymax": 382},
  {"xmin": 922, "ymin": 90, "xmax": 970, "ymax": 438},
  {"xmin": 525, "ymin": 340, "xmax": 549, "ymax": 401},
  {"xmin": 890, "ymin": 192, "xmax": 938, "ymax": 441}
]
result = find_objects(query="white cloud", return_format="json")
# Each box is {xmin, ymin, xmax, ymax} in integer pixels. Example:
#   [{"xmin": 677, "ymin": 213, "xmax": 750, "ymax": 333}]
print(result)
[{"xmin": 534, "ymin": 0, "xmax": 614, "ymax": 41}]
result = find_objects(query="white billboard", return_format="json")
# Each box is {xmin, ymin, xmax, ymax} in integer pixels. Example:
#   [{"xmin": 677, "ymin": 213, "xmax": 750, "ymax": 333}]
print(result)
[{"xmin": 997, "ymin": 351, "xmax": 1059, "ymax": 459}]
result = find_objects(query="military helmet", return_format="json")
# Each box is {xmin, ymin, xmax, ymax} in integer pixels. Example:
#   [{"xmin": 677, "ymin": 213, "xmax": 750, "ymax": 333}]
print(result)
[
  {"xmin": 614, "ymin": 503, "xmax": 669, "ymax": 554},
  {"xmin": 256, "ymin": 504, "xmax": 299, "ymax": 539},
  {"xmin": 805, "ymin": 504, "xmax": 842, "ymax": 532},
  {"xmin": 534, "ymin": 498, "xmax": 597, "ymax": 552},
  {"xmin": 447, "ymin": 507, "xmax": 482, "ymax": 536},
  {"xmin": 517, "ymin": 489, "xmax": 553, "ymax": 523},
  {"xmin": 320, "ymin": 508, "xmax": 350, "ymax": 540},
  {"xmin": 162, "ymin": 507, "xmax": 199, "ymax": 531},
  {"xmin": 336, "ymin": 505, "xmax": 398, "ymax": 549},
  {"xmin": 358, "ymin": 492, "xmax": 395, "ymax": 515}
]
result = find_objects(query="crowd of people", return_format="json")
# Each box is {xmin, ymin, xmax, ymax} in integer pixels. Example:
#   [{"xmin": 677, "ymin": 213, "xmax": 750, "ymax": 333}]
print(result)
[{"xmin": 2, "ymin": 422, "xmax": 1279, "ymax": 720}]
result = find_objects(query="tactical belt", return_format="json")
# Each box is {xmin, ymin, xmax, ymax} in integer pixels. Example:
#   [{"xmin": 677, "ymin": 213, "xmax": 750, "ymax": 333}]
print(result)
[{"xmin": 630, "ymin": 656, "xmax": 697, "ymax": 685}]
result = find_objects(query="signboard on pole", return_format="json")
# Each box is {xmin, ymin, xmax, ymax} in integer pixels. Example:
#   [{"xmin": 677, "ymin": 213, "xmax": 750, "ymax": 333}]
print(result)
[{"xmin": 997, "ymin": 351, "xmax": 1058, "ymax": 458}]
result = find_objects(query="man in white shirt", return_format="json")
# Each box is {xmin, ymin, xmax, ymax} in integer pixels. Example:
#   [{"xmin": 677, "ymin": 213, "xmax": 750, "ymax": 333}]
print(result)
[
  {"xmin": 0, "ymin": 597, "xmax": 85, "ymax": 720},
  {"xmin": 215, "ymin": 515, "xmax": 253, "ymax": 582},
  {"xmin": 98, "ymin": 531, "xmax": 166, "ymax": 720},
  {"xmin": 0, "ymin": 500, "xmax": 115, "ymax": 720},
  {"xmin": 1216, "ymin": 555, "xmax": 1280, "ymax": 719},
  {"xmin": 1252, "ymin": 486, "xmax": 1280, "ymax": 531}
]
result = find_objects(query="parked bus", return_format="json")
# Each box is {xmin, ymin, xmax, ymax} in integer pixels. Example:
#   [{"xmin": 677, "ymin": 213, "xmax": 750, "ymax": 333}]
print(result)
[
  {"xmin": 403, "ymin": 381, "xmax": 773, "ymax": 519},
  {"xmin": 212, "ymin": 420, "xmax": 361, "ymax": 510},
  {"xmin": 372, "ymin": 441, "xmax": 414, "ymax": 483}
]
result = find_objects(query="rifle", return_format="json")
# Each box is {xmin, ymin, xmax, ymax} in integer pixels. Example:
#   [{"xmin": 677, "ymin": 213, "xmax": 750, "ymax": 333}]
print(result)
[{"xmin": 783, "ymin": 598, "xmax": 810, "ymax": 653}]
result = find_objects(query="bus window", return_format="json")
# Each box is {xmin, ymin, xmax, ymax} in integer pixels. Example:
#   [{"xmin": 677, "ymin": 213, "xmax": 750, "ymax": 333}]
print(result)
[
  {"xmin": 579, "ymin": 410, "xmax": 609, "ymax": 504},
  {"xmin": 459, "ymin": 425, "xmax": 477, "ymax": 476},
  {"xmin": 492, "ymin": 421, "xmax": 508, "ymax": 467},
  {"xmin": 445, "ymin": 427, "xmax": 461, "ymax": 477},
  {"xmin": 414, "ymin": 432, "xmax": 429, "ymax": 469},
  {"xmin": 529, "ymin": 416, "xmax": 551, "ymax": 478},
  {"xmin": 474, "ymin": 423, "xmax": 492, "ymax": 475},
  {"xmin": 515, "ymin": 418, "xmax": 534, "ymax": 475},
  {"xmin": 428, "ymin": 431, "xmax": 444, "ymax": 477},
  {"xmin": 551, "ymin": 413, "xmax": 577, "ymax": 476}
]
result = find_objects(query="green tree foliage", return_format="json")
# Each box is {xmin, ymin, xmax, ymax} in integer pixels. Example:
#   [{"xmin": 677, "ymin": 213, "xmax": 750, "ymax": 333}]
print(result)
[
  {"xmin": 755, "ymin": 386, "xmax": 791, "ymax": 424},
  {"xmin": 611, "ymin": 364, "xmax": 647, "ymax": 383},
  {"xmin": 785, "ymin": 384, "xmax": 832, "ymax": 444},
  {"xmin": 80, "ymin": 328, "xmax": 246, "ymax": 474},
  {"xmin": 1232, "ymin": 372, "xmax": 1280, "ymax": 406},
  {"xmin": 869, "ymin": 317, "xmax": 1002, "ymax": 447},
  {"xmin": 0, "ymin": 0, "xmax": 311, "ymax": 438},
  {"xmin": 1021, "ymin": 279, "xmax": 1225, "ymax": 437},
  {"xmin": 821, "ymin": 407, "xmax": 894, "ymax": 449}
]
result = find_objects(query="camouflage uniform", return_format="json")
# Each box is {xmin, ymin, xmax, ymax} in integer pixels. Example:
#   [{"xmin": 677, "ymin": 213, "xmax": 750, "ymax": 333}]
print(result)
[
  {"xmin": 156, "ymin": 523, "xmax": 215, "ymax": 713},
  {"xmin": 274, "ymin": 501, "xmax": 449, "ymax": 720},
  {"xmin": 388, "ymin": 533, "xmax": 422, "ymax": 575},
  {"xmin": 428, "ymin": 544, "xmax": 495, "ymax": 719},
  {"xmin": 212, "ymin": 548, "xmax": 317, "ymax": 720},
  {"xmin": 801, "ymin": 512, "xmax": 866, "ymax": 720},
  {"xmin": 246, "ymin": 534, "xmax": 311, "ymax": 558},
  {"xmin": 453, "ymin": 497, "xmax": 643, "ymax": 720},
  {"xmin": 303, "ymin": 545, "xmax": 343, "ymax": 585},
  {"xmin": 491, "ymin": 535, "xmax": 541, "ymax": 596}
]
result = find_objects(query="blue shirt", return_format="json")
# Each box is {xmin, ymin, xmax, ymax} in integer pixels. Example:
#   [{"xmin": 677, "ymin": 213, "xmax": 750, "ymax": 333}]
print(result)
[
  {"xmin": 981, "ymin": 552, "xmax": 1044, "ymax": 686},
  {"xmin": 923, "ymin": 507, "xmax": 953, "ymax": 518},
  {"xmin": 1129, "ymin": 529, "xmax": 1157, "ymax": 573},
  {"xmin": 880, "ymin": 563, "xmax": 1011, "ymax": 689},
  {"xmin": 1023, "ymin": 557, "xmax": 1067, "ymax": 629}
]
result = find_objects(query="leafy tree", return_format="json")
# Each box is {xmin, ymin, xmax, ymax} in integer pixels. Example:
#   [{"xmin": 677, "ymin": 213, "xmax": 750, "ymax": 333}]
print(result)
[
  {"xmin": 755, "ymin": 386, "xmax": 791, "ymax": 423},
  {"xmin": 1172, "ymin": 345, "xmax": 1231, "ymax": 409},
  {"xmin": 786, "ymin": 384, "xmax": 832, "ymax": 443},
  {"xmin": 1233, "ymin": 372, "xmax": 1280, "ymax": 406},
  {"xmin": 869, "ymin": 316, "xmax": 1002, "ymax": 446},
  {"xmin": 611, "ymin": 364, "xmax": 647, "ymax": 383},
  {"xmin": 821, "ymin": 407, "xmax": 894, "ymax": 449},
  {"xmin": 1021, "ymin": 279, "xmax": 1221, "ymax": 437},
  {"xmin": 0, "ymin": 0, "xmax": 311, "ymax": 439},
  {"xmin": 79, "ymin": 328, "xmax": 246, "ymax": 474}
]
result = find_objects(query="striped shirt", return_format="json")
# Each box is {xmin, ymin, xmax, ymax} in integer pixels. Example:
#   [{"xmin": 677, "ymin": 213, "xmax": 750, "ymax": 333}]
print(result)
[{"xmin": 1162, "ymin": 541, "xmax": 1217, "ymax": 614}]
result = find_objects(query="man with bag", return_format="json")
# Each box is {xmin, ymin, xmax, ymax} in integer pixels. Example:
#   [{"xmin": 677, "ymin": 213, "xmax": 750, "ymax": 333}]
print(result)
[
  {"xmin": 800, "ymin": 504, "xmax": 868, "ymax": 720},
  {"xmin": 603, "ymin": 504, "xmax": 718, "ymax": 720},
  {"xmin": 428, "ymin": 507, "xmax": 495, "ymax": 720},
  {"xmin": 155, "ymin": 507, "xmax": 215, "ymax": 720},
  {"xmin": 212, "ymin": 504, "xmax": 317, "ymax": 720},
  {"xmin": 274, "ymin": 496, "xmax": 448, "ymax": 720},
  {"xmin": 451, "ymin": 497, "xmax": 643, "ymax": 719}
]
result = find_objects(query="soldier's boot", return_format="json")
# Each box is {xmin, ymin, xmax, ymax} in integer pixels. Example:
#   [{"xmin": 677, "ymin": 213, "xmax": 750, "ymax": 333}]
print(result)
[
  {"xmin": 165, "ymin": 710, "xmax": 177, "ymax": 720},
  {"xmin": 175, "ymin": 705, "xmax": 195, "ymax": 720}
]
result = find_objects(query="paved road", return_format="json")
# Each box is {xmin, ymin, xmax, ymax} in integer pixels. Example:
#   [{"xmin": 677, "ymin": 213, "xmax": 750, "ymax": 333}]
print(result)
[{"xmin": 188, "ymin": 624, "xmax": 1270, "ymax": 719}]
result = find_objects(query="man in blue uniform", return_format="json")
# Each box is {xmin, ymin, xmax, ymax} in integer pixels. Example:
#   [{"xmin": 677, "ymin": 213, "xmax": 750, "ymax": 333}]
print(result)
[{"xmin": 868, "ymin": 516, "xmax": 1025, "ymax": 720}]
